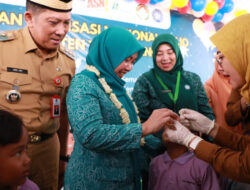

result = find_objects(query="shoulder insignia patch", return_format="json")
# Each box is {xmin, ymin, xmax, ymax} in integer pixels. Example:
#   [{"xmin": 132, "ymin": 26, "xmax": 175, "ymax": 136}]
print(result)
[
  {"xmin": 0, "ymin": 31, "xmax": 15, "ymax": 42},
  {"xmin": 59, "ymin": 46, "xmax": 75, "ymax": 60}
]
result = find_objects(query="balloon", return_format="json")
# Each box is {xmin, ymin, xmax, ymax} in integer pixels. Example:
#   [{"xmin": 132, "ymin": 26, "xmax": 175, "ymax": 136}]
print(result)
[
  {"xmin": 190, "ymin": 0, "xmax": 206, "ymax": 12},
  {"xmin": 177, "ymin": 1, "xmax": 191, "ymax": 14},
  {"xmin": 192, "ymin": 19, "xmax": 205, "ymax": 38},
  {"xmin": 173, "ymin": 0, "xmax": 189, "ymax": 8},
  {"xmin": 170, "ymin": 0, "xmax": 175, "ymax": 9},
  {"xmin": 155, "ymin": 0, "xmax": 173, "ymax": 10},
  {"xmin": 192, "ymin": 9, "xmax": 205, "ymax": 17},
  {"xmin": 219, "ymin": 0, "xmax": 234, "ymax": 13},
  {"xmin": 234, "ymin": 9, "xmax": 248, "ymax": 17},
  {"xmin": 150, "ymin": 0, "xmax": 164, "ymax": 5},
  {"xmin": 204, "ymin": 21, "xmax": 216, "ymax": 32},
  {"xmin": 135, "ymin": 0, "xmax": 150, "ymax": 4},
  {"xmin": 212, "ymin": 10, "xmax": 224, "ymax": 22},
  {"xmin": 214, "ymin": 0, "xmax": 225, "ymax": 9},
  {"xmin": 201, "ymin": 13, "xmax": 214, "ymax": 22},
  {"xmin": 205, "ymin": 1, "xmax": 219, "ymax": 15}
]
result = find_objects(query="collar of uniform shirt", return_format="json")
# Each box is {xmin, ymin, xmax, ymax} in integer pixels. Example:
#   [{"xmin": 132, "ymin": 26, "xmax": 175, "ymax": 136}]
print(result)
[{"xmin": 163, "ymin": 151, "xmax": 194, "ymax": 164}]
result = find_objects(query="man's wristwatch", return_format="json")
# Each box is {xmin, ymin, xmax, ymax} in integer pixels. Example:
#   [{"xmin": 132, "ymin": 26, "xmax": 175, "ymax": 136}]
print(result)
[{"xmin": 60, "ymin": 155, "xmax": 70, "ymax": 162}]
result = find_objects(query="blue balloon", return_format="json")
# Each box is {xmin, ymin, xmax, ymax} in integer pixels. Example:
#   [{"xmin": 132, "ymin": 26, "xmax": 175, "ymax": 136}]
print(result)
[
  {"xmin": 150, "ymin": 0, "xmax": 164, "ymax": 5},
  {"xmin": 220, "ymin": 0, "xmax": 234, "ymax": 13},
  {"xmin": 190, "ymin": 0, "xmax": 206, "ymax": 12},
  {"xmin": 212, "ymin": 11, "xmax": 224, "ymax": 22}
]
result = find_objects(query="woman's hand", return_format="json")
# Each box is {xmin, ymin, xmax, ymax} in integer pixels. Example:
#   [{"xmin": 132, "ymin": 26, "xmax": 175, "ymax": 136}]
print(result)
[
  {"xmin": 142, "ymin": 108, "xmax": 179, "ymax": 136},
  {"xmin": 164, "ymin": 120, "xmax": 201, "ymax": 147},
  {"xmin": 179, "ymin": 108, "xmax": 215, "ymax": 135}
]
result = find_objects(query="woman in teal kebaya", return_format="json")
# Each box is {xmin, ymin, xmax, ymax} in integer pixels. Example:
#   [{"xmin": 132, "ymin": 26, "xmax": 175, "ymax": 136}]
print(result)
[{"xmin": 64, "ymin": 27, "xmax": 178, "ymax": 190}]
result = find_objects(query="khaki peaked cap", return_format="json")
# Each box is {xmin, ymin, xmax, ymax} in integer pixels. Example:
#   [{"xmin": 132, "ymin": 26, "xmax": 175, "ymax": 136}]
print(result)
[{"xmin": 27, "ymin": 0, "xmax": 72, "ymax": 12}]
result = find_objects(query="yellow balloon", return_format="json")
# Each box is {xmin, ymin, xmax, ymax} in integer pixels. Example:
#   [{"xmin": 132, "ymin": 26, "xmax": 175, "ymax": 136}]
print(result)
[
  {"xmin": 173, "ymin": 0, "xmax": 188, "ymax": 8},
  {"xmin": 235, "ymin": 9, "xmax": 248, "ymax": 17},
  {"xmin": 170, "ymin": 0, "xmax": 175, "ymax": 9},
  {"xmin": 205, "ymin": 1, "xmax": 219, "ymax": 16}
]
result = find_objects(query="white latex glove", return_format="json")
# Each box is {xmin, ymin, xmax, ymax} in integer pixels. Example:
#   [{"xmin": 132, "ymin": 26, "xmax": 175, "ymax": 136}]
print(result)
[
  {"xmin": 179, "ymin": 108, "xmax": 215, "ymax": 135},
  {"xmin": 165, "ymin": 120, "xmax": 202, "ymax": 148}
]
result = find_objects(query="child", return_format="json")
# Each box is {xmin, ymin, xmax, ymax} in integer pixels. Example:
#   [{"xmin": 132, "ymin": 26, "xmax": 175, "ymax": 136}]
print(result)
[
  {"xmin": 148, "ymin": 130, "xmax": 221, "ymax": 190},
  {"xmin": 0, "ymin": 110, "xmax": 39, "ymax": 190}
]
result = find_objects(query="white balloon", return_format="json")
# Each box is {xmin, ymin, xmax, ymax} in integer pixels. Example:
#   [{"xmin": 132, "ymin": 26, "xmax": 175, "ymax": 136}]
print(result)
[
  {"xmin": 191, "ymin": 10, "xmax": 205, "ymax": 18},
  {"xmin": 155, "ymin": 0, "xmax": 172, "ymax": 10},
  {"xmin": 192, "ymin": 19, "xmax": 204, "ymax": 38}
]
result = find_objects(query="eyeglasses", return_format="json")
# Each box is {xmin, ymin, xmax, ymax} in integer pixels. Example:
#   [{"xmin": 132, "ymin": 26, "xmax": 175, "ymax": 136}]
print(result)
[
  {"xmin": 216, "ymin": 57, "xmax": 223, "ymax": 65},
  {"xmin": 215, "ymin": 51, "xmax": 224, "ymax": 65}
]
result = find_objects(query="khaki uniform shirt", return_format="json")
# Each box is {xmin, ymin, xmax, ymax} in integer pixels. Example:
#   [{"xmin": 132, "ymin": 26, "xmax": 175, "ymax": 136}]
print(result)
[{"xmin": 0, "ymin": 27, "xmax": 75, "ymax": 134}]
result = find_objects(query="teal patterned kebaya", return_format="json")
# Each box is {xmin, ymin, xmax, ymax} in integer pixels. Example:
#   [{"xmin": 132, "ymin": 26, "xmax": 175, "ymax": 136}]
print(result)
[{"xmin": 64, "ymin": 27, "xmax": 160, "ymax": 190}]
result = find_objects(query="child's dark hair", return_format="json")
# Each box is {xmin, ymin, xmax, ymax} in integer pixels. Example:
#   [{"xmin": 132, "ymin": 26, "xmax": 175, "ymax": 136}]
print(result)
[{"xmin": 0, "ymin": 110, "xmax": 23, "ymax": 146}]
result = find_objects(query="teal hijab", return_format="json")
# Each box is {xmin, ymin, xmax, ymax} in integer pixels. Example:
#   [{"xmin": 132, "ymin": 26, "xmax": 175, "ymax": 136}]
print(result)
[
  {"xmin": 85, "ymin": 27, "xmax": 145, "ymax": 122},
  {"xmin": 145, "ymin": 33, "xmax": 198, "ymax": 113},
  {"xmin": 84, "ymin": 27, "xmax": 145, "ymax": 190}
]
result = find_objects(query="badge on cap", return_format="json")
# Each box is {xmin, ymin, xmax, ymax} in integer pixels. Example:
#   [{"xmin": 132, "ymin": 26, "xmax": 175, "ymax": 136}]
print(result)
[
  {"xmin": 27, "ymin": 0, "xmax": 72, "ymax": 12},
  {"xmin": 6, "ymin": 90, "xmax": 21, "ymax": 103}
]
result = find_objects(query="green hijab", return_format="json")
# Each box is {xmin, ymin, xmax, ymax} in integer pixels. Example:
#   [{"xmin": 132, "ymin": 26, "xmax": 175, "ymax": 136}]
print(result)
[
  {"xmin": 84, "ymin": 27, "xmax": 145, "ymax": 190},
  {"xmin": 145, "ymin": 34, "xmax": 198, "ymax": 113}
]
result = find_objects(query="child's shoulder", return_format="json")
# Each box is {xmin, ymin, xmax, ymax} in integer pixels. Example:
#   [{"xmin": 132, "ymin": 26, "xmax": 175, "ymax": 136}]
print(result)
[
  {"xmin": 18, "ymin": 178, "xmax": 40, "ymax": 190},
  {"xmin": 191, "ymin": 154, "xmax": 212, "ymax": 168},
  {"xmin": 150, "ymin": 153, "xmax": 165, "ymax": 166}
]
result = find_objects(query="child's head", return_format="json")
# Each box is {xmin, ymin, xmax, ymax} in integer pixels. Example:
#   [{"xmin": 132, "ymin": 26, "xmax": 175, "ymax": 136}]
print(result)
[{"xmin": 0, "ymin": 110, "xmax": 30, "ymax": 189}]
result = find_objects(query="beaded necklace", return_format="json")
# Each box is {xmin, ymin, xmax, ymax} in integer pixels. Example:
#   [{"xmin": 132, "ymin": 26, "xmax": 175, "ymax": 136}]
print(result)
[{"xmin": 86, "ymin": 65, "xmax": 145, "ymax": 145}]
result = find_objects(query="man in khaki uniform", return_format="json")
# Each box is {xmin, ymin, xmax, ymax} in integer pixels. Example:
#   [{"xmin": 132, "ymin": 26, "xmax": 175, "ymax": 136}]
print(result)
[{"xmin": 0, "ymin": 0, "xmax": 75, "ymax": 189}]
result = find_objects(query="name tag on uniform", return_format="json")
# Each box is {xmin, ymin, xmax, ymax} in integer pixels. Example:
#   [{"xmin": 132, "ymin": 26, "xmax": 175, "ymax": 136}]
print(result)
[
  {"xmin": 51, "ymin": 95, "xmax": 61, "ymax": 118},
  {"xmin": 7, "ymin": 67, "xmax": 28, "ymax": 74}
]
